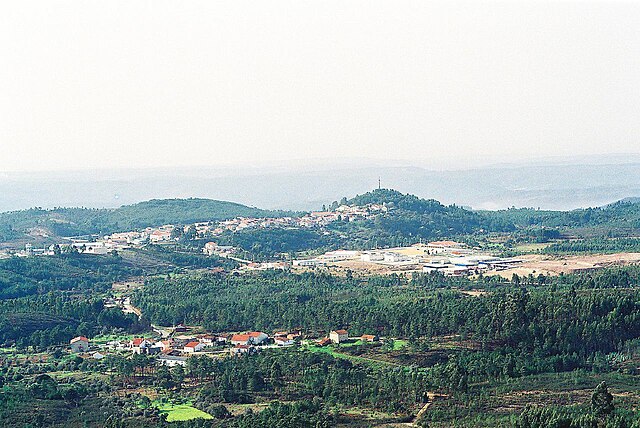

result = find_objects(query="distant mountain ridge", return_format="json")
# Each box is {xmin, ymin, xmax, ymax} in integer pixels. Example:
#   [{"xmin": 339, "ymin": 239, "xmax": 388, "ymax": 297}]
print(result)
[
  {"xmin": 3, "ymin": 159, "xmax": 640, "ymax": 212},
  {"xmin": 611, "ymin": 197, "xmax": 640, "ymax": 206}
]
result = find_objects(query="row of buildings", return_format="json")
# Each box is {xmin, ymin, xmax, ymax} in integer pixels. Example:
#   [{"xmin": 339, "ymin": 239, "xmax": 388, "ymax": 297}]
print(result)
[
  {"xmin": 16, "ymin": 201, "xmax": 391, "ymax": 259},
  {"xmin": 292, "ymin": 242, "xmax": 523, "ymax": 276},
  {"xmin": 69, "ymin": 330, "xmax": 303, "ymax": 365},
  {"xmin": 69, "ymin": 327, "xmax": 382, "ymax": 366},
  {"xmin": 315, "ymin": 329, "xmax": 379, "ymax": 346},
  {"xmin": 195, "ymin": 204, "xmax": 387, "ymax": 239}
]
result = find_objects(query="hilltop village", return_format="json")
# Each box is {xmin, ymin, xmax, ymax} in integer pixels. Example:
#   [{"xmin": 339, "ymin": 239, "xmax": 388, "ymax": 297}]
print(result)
[
  {"xmin": 9, "ymin": 202, "xmax": 385, "ymax": 256},
  {"xmin": 8, "ymin": 201, "xmax": 526, "ymax": 277}
]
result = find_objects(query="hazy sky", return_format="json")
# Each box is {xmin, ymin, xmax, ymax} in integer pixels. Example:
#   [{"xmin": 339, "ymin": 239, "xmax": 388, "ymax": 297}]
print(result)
[{"xmin": 1, "ymin": 1, "xmax": 639, "ymax": 172}]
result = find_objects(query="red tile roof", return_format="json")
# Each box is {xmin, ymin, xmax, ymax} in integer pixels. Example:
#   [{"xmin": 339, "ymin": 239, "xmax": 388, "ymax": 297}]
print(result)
[
  {"xmin": 184, "ymin": 341, "xmax": 201, "ymax": 348},
  {"xmin": 70, "ymin": 336, "xmax": 88, "ymax": 344},
  {"xmin": 231, "ymin": 334, "xmax": 251, "ymax": 342},
  {"xmin": 317, "ymin": 338, "xmax": 331, "ymax": 346}
]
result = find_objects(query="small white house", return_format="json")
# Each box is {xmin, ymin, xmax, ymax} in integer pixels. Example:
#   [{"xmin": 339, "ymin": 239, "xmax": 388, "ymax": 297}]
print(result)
[
  {"xmin": 158, "ymin": 355, "xmax": 187, "ymax": 367},
  {"xmin": 274, "ymin": 336, "xmax": 294, "ymax": 346},
  {"xmin": 199, "ymin": 335, "xmax": 217, "ymax": 346},
  {"xmin": 232, "ymin": 344, "xmax": 253, "ymax": 355},
  {"xmin": 130, "ymin": 338, "xmax": 152, "ymax": 354},
  {"xmin": 71, "ymin": 242, "xmax": 111, "ymax": 255},
  {"xmin": 329, "ymin": 330, "xmax": 348, "ymax": 344},
  {"xmin": 183, "ymin": 341, "xmax": 205, "ymax": 353},
  {"xmin": 360, "ymin": 334, "xmax": 379, "ymax": 343}
]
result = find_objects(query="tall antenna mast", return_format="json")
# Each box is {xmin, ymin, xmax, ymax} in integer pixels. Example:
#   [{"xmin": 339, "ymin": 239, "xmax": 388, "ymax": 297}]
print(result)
[{"xmin": 378, "ymin": 177, "xmax": 381, "ymax": 190}]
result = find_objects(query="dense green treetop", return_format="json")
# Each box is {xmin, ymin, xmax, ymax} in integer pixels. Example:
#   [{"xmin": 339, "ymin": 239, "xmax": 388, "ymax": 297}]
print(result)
[
  {"xmin": 347, "ymin": 188, "xmax": 448, "ymax": 212},
  {"xmin": 482, "ymin": 200, "xmax": 640, "ymax": 231}
]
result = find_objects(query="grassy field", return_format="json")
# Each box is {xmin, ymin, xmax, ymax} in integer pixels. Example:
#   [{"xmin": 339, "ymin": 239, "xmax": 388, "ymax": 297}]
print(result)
[
  {"xmin": 335, "ymin": 338, "xmax": 407, "ymax": 350},
  {"xmin": 47, "ymin": 370, "xmax": 107, "ymax": 382},
  {"xmin": 337, "ymin": 405, "xmax": 407, "ymax": 425},
  {"xmin": 392, "ymin": 339, "xmax": 408, "ymax": 350},
  {"xmin": 513, "ymin": 242, "xmax": 553, "ymax": 252},
  {"xmin": 155, "ymin": 401, "xmax": 213, "ymax": 422},
  {"xmin": 0, "ymin": 347, "xmax": 30, "ymax": 358},
  {"xmin": 335, "ymin": 340, "xmax": 364, "ymax": 348},
  {"xmin": 305, "ymin": 344, "xmax": 399, "ymax": 367}
]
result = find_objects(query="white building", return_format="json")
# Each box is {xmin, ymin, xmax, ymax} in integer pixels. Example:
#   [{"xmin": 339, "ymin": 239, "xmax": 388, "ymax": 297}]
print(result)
[
  {"xmin": 274, "ymin": 336, "xmax": 294, "ymax": 346},
  {"xmin": 321, "ymin": 250, "xmax": 360, "ymax": 262},
  {"xmin": 158, "ymin": 355, "xmax": 187, "ymax": 367},
  {"xmin": 329, "ymin": 329, "xmax": 349, "ymax": 344},
  {"xmin": 183, "ymin": 341, "xmax": 205, "ymax": 353},
  {"xmin": 422, "ymin": 262, "xmax": 450, "ymax": 273},
  {"xmin": 155, "ymin": 340, "xmax": 174, "ymax": 351},
  {"xmin": 130, "ymin": 338, "xmax": 152, "ymax": 354},
  {"xmin": 361, "ymin": 252, "xmax": 385, "ymax": 262},
  {"xmin": 383, "ymin": 252, "xmax": 409, "ymax": 263},
  {"xmin": 72, "ymin": 242, "xmax": 111, "ymax": 255},
  {"xmin": 293, "ymin": 259, "xmax": 325, "ymax": 267}
]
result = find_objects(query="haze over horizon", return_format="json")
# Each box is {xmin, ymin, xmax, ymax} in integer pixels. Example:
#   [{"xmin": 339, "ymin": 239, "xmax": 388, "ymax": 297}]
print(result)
[
  {"xmin": 2, "ymin": 157, "xmax": 640, "ymax": 213},
  {"xmin": 2, "ymin": 1, "xmax": 640, "ymax": 172}
]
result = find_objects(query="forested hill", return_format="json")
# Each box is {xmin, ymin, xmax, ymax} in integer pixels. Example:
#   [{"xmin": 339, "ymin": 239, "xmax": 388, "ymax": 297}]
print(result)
[
  {"xmin": 102, "ymin": 198, "xmax": 288, "ymax": 229},
  {"xmin": 480, "ymin": 199, "xmax": 640, "ymax": 234},
  {"xmin": 0, "ymin": 198, "xmax": 288, "ymax": 242},
  {"xmin": 330, "ymin": 190, "xmax": 640, "ymax": 248},
  {"xmin": 324, "ymin": 189, "xmax": 514, "ymax": 249},
  {"xmin": 347, "ymin": 188, "xmax": 454, "ymax": 212},
  {"xmin": 3, "ymin": 189, "xmax": 640, "ymax": 247}
]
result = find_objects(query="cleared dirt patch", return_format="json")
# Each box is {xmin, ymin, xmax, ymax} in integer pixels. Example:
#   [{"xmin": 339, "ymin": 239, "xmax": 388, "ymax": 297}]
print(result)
[{"xmin": 485, "ymin": 252, "xmax": 640, "ymax": 278}]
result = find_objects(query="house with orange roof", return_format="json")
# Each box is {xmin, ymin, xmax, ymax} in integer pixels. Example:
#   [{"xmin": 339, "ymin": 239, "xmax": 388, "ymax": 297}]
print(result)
[
  {"xmin": 230, "ymin": 331, "xmax": 268, "ymax": 346},
  {"xmin": 183, "ymin": 341, "xmax": 205, "ymax": 353},
  {"xmin": 361, "ymin": 334, "xmax": 379, "ymax": 342},
  {"xmin": 130, "ymin": 338, "xmax": 152, "ymax": 354},
  {"xmin": 70, "ymin": 336, "xmax": 90, "ymax": 353},
  {"xmin": 316, "ymin": 337, "xmax": 332, "ymax": 347}
]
